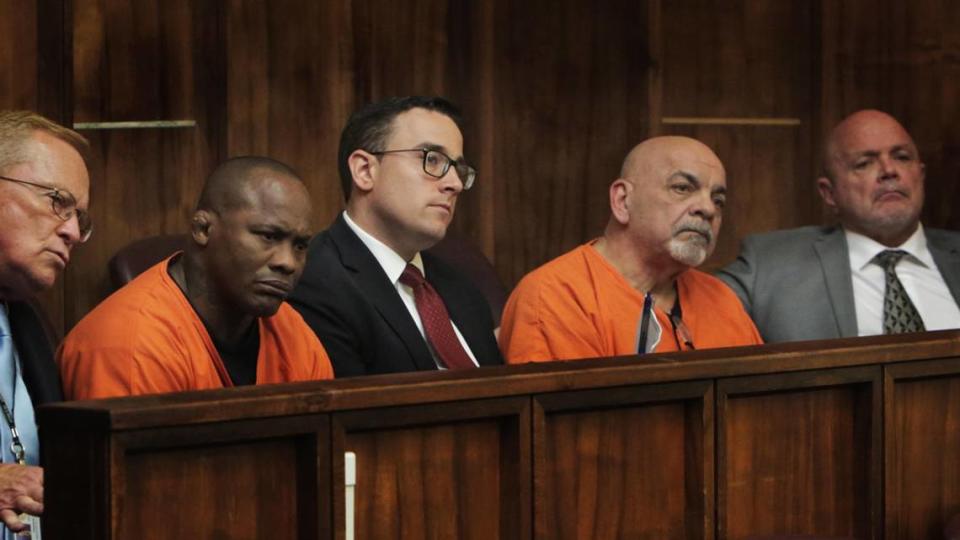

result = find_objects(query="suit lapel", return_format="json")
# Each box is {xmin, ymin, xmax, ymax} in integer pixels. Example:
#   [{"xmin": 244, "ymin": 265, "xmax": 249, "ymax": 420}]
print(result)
[
  {"xmin": 814, "ymin": 228, "xmax": 859, "ymax": 337},
  {"xmin": 329, "ymin": 216, "xmax": 437, "ymax": 371},
  {"xmin": 927, "ymin": 230, "xmax": 960, "ymax": 306},
  {"xmin": 7, "ymin": 301, "xmax": 63, "ymax": 405}
]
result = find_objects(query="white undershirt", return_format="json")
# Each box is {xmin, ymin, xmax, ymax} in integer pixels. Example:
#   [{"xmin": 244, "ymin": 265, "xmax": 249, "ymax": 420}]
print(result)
[
  {"xmin": 342, "ymin": 211, "xmax": 478, "ymax": 368},
  {"xmin": 847, "ymin": 225, "xmax": 960, "ymax": 336}
]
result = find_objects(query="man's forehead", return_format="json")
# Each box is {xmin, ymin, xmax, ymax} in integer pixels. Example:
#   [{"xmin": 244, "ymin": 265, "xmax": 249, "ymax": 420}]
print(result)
[
  {"xmin": 387, "ymin": 108, "xmax": 463, "ymax": 153},
  {"xmin": 833, "ymin": 114, "xmax": 917, "ymax": 156}
]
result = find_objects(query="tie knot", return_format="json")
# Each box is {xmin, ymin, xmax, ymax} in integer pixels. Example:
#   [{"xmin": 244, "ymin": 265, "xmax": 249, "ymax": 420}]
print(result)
[
  {"xmin": 399, "ymin": 264, "xmax": 426, "ymax": 288},
  {"xmin": 873, "ymin": 249, "xmax": 909, "ymax": 270}
]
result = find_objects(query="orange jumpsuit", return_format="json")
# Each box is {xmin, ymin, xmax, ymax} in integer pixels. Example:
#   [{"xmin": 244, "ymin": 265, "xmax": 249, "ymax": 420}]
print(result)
[
  {"xmin": 59, "ymin": 256, "xmax": 333, "ymax": 399},
  {"xmin": 499, "ymin": 243, "xmax": 762, "ymax": 363}
]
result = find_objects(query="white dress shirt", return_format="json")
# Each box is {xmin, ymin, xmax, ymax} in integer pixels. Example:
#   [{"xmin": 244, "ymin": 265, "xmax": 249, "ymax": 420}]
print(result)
[
  {"xmin": 342, "ymin": 211, "xmax": 479, "ymax": 368},
  {"xmin": 847, "ymin": 225, "xmax": 960, "ymax": 336}
]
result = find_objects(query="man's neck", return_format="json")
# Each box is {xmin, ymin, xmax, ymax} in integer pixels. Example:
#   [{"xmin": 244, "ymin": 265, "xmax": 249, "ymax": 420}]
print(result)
[
  {"xmin": 595, "ymin": 234, "xmax": 684, "ymax": 310},
  {"xmin": 169, "ymin": 255, "xmax": 256, "ymax": 345},
  {"xmin": 344, "ymin": 206, "xmax": 421, "ymax": 261}
]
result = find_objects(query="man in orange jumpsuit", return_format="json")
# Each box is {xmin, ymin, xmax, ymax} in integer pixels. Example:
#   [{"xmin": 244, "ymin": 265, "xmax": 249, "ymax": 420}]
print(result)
[
  {"xmin": 499, "ymin": 136, "xmax": 762, "ymax": 363},
  {"xmin": 59, "ymin": 157, "xmax": 333, "ymax": 399}
]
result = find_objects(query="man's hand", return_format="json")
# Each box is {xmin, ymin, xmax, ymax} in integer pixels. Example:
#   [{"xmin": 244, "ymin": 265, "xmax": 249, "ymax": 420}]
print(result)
[{"xmin": 0, "ymin": 463, "xmax": 43, "ymax": 532}]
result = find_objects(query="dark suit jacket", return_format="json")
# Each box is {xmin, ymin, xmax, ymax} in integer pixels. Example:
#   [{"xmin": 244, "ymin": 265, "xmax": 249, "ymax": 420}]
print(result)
[
  {"xmin": 289, "ymin": 215, "xmax": 504, "ymax": 377},
  {"xmin": 717, "ymin": 225, "xmax": 960, "ymax": 343},
  {"xmin": 6, "ymin": 300, "xmax": 63, "ymax": 405}
]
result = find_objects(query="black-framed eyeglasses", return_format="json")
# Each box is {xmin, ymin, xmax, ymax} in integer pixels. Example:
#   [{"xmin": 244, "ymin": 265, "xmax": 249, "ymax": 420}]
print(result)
[
  {"xmin": 0, "ymin": 175, "xmax": 93, "ymax": 243},
  {"xmin": 370, "ymin": 148, "xmax": 476, "ymax": 190}
]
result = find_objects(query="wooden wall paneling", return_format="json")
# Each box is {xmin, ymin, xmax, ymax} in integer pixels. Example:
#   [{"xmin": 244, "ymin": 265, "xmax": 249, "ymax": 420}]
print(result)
[
  {"xmin": 333, "ymin": 397, "xmax": 531, "ymax": 540},
  {"xmin": 658, "ymin": 0, "xmax": 820, "ymax": 269},
  {"xmin": 884, "ymin": 358, "xmax": 960, "ymax": 540},
  {"xmin": 533, "ymin": 380, "xmax": 713, "ymax": 540},
  {"xmin": 490, "ymin": 0, "xmax": 652, "ymax": 288},
  {"xmin": 66, "ymin": 0, "xmax": 224, "ymax": 328},
  {"xmin": 820, "ymin": 0, "xmax": 960, "ymax": 231},
  {"xmin": 225, "ymin": 0, "xmax": 352, "ymax": 232},
  {"xmin": 0, "ymin": 0, "xmax": 70, "ymax": 335},
  {"xmin": 716, "ymin": 367, "xmax": 881, "ymax": 540},
  {"xmin": 0, "ymin": 1, "xmax": 39, "ymax": 108}
]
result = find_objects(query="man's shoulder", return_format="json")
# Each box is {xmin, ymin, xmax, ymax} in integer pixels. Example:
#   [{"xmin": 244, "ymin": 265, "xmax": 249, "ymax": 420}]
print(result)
[
  {"xmin": 64, "ymin": 261, "xmax": 187, "ymax": 343},
  {"xmin": 514, "ymin": 244, "xmax": 595, "ymax": 290},
  {"xmin": 925, "ymin": 227, "xmax": 960, "ymax": 248},
  {"xmin": 742, "ymin": 225, "xmax": 837, "ymax": 249}
]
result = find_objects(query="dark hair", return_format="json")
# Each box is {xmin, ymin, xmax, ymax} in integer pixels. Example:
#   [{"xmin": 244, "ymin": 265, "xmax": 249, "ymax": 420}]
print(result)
[{"xmin": 337, "ymin": 96, "xmax": 464, "ymax": 201}]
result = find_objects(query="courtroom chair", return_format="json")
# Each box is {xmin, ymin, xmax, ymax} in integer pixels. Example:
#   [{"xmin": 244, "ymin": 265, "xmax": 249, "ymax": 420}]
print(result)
[
  {"xmin": 946, "ymin": 513, "xmax": 960, "ymax": 540},
  {"xmin": 107, "ymin": 232, "xmax": 509, "ymax": 325},
  {"xmin": 108, "ymin": 234, "xmax": 188, "ymax": 291}
]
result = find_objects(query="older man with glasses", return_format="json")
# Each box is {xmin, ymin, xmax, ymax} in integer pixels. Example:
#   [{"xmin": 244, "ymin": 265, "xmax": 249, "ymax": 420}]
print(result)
[
  {"xmin": 0, "ymin": 110, "xmax": 90, "ymax": 538},
  {"xmin": 290, "ymin": 96, "xmax": 503, "ymax": 376}
]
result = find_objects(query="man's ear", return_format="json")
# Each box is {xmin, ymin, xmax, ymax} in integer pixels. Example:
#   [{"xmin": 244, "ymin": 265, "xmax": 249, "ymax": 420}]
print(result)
[
  {"xmin": 609, "ymin": 179, "xmax": 633, "ymax": 225},
  {"xmin": 348, "ymin": 150, "xmax": 378, "ymax": 194},
  {"xmin": 190, "ymin": 210, "xmax": 214, "ymax": 247},
  {"xmin": 816, "ymin": 176, "xmax": 838, "ymax": 214}
]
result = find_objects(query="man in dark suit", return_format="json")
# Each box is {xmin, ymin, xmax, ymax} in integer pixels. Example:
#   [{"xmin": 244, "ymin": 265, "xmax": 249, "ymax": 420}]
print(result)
[
  {"xmin": 290, "ymin": 96, "xmax": 503, "ymax": 376},
  {"xmin": 0, "ymin": 111, "xmax": 90, "ymax": 535},
  {"xmin": 718, "ymin": 110, "xmax": 960, "ymax": 342}
]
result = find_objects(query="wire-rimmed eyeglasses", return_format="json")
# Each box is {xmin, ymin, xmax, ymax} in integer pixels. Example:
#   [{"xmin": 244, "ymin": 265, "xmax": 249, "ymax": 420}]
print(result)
[{"xmin": 0, "ymin": 175, "xmax": 93, "ymax": 243}]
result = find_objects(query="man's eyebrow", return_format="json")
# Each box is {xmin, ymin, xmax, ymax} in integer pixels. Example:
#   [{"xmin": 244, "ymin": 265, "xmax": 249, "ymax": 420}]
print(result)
[
  {"xmin": 712, "ymin": 185, "xmax": 727, "ymax": 195},
  {"xmin": 670, "ymin": 170, "xmax": 701, "ymax": 187},
  {"xmin": 419, "ymin": 142, "xmax": 464, "ymax": 161}
]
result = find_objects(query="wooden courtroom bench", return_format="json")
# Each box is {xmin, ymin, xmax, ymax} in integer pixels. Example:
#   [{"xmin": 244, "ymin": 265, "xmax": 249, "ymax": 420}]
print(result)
[{"xmin": 39, "ymin": 330, "xmax": 960, "ymax": 539}]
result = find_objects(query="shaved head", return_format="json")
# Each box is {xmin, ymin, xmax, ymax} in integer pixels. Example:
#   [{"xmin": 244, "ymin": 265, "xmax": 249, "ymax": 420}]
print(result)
[
  {"xmin": 197, "ymin": 156, "xmax": 303, "ymax": 214},
  {"xmin": 620, "ymin": 136, "xmax": 723, "ymax": 180}
]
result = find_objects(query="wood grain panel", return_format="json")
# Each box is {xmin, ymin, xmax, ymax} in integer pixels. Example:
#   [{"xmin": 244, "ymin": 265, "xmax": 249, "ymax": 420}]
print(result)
[
  {"xmin": 491, "ymin": 0, "xmax": 651, "ymax": 288},
  {"xmin": 0, "ymin": 1, "xmax": 38, "ymax": 108},
  {"xmin": 820, "ymin": 0, "xmax": 960, "ymax": 231},
  {"xmin": 885, "ymin": 360, "xmax": 960, "ymax": 540},
  {"xmin": 66, "ymin": 0, "xmax": 223, "ymax": 328},
  {"xmin": 535, "ymin": 382, "xmax": 712, "ymax": 540},
  {"xmin": 719, "ymin": 369, "xmax": 879, "ymax": 540},
  {"xmin": 120, "ymin": 438, "xmax": 303, "ymax": 539},
  {"xmin": 661, "ymin": 0, "xmax": 815, "ymax": 118},
  {"xmin": 336, "ymin": 397, "xmax": 530, "ymax": 540},
  {"xmin": 345, "ymin": 420, "xmax": 507, "ymax": 539},
  {"xmin": 225, "ymin": 0, "xmax": 351, "ymax": 231}
]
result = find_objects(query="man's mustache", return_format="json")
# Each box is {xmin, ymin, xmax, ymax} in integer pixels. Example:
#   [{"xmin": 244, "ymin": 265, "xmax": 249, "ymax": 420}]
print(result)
[{"xmin": 673, "ymin": 222, "xmax": 713, "ymax": 244}]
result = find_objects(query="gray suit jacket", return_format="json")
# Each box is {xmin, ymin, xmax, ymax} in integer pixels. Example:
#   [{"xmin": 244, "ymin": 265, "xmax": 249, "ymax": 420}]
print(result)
[{"xmin": 716, "ymin": 225, "xmax": 960, "ymax": 343}]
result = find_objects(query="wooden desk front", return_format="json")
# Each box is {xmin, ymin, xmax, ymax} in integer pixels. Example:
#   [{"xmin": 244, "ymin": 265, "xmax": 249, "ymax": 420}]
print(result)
[{"xmin": 39, "ymin": 331, "xmax": 960, "ymax": 539}]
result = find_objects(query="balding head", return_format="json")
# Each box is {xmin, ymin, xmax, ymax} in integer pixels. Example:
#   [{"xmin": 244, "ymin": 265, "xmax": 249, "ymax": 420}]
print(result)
[
  {"xmin": 816, "ymin": 109, "xmax": 925, "ymax": 246},
  {"xmin": 823, "ymin": 109, "xmax": 918, "ymax": 180},
  {"xmin": 607, "ymin": 136, "xmax": 726, "ymax": 271},
  {"xmin": 197, "ymin": 156, "xmax": 303, "ymax": 214}
]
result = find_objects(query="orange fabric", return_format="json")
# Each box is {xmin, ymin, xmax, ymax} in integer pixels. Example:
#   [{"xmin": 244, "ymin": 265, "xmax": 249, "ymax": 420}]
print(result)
[
  {"xmin": 58, "ymin": 256, "xmax": 333, "ymax": 399},
  {"xmin": 499, "ymin": 243, "xmax": 762, "ymax": 363}
]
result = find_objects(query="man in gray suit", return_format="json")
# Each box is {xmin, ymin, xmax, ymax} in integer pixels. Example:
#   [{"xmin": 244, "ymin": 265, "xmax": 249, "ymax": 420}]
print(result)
[{"xmin": 718, "ymin": 109, "xmax": 960, "ymax": 343}]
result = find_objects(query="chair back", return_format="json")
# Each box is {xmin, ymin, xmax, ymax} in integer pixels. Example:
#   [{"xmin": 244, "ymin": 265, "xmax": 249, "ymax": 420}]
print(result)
[{"xmin": 108, "ymin": 234, "xmax": 188, "ymax": 291}]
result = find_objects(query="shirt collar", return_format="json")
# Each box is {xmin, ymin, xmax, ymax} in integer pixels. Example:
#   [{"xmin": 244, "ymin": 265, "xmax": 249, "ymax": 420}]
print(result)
[
  {"xmin": 342, "ymin": 211, "xmax": 425, "ymax": 284},
  {"xmin": 845, "ymin": 223, "xmax": 933, "ymax": 270}
]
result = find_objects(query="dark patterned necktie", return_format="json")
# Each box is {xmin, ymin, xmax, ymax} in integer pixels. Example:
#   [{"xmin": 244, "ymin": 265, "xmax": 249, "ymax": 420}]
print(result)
[
  {"xmin": 399, "ymin": 264, "xmax": 475, "ymax": 369},
  {"xmin": 873, "ymin": 250, "xmax": 926, "ymax": 334}
]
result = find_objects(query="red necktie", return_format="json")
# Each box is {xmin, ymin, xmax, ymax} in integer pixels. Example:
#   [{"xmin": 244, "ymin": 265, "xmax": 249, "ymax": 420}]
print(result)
[{"xmin": 399, "ymin": 264, "xmax": 476, "ymax": 370}]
